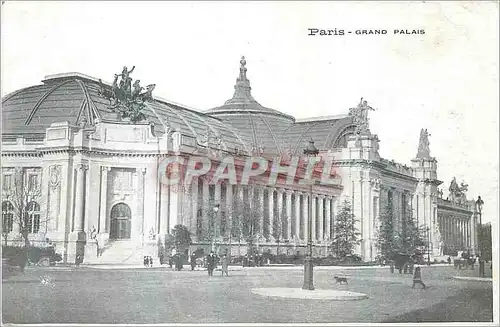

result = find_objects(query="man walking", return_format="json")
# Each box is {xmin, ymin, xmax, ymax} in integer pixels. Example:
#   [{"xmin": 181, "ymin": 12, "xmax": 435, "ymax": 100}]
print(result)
[
  {"xmin": 412, "ymin": 266, "xmax": 426, "ymax": 289},
  {"xmin": 221, "ymin": 254, "xmax": 229, "ymax": 277},
  {"xmin": 207, "ymin": 251, "xmax": 216, "ymax": 276},
  {"xmin": 190, "ymin": 252, "xmax": 197, "ymax": 271}
]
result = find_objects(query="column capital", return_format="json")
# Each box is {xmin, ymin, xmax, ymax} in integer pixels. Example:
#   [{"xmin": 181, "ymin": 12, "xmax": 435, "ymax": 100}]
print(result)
[
  {"xmin": 77, "ymin": 164, "xmax": 89, "ymax": 171},
  {"xmin": 136, "ymin": 167, "xmax": 147, "ymax": 175},
  {"xmin": 101, "ymin": 166, "xmax": 112, "ymax": 172}
]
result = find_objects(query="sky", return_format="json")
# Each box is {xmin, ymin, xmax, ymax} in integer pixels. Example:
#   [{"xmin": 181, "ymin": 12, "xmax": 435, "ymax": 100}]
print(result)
[{"xmin": 1, "ymin": 1, "xmax": 498, "ymax": 223}]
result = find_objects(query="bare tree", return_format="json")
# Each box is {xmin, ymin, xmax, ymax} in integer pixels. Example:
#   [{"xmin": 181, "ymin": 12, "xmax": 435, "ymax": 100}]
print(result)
[
  {"xmin": 2, "ymin": 171, "xmax": 46, "ymax": 270},
  {"xmin": 8, "ymin": 176, "xmax": 43, "ymax": 248}
]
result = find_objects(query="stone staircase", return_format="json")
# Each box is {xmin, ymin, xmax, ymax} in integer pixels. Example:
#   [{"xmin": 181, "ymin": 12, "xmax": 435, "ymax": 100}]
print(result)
[{"xmin": 84, "ymin": 240, "xmax": 159, "ymax": 265}]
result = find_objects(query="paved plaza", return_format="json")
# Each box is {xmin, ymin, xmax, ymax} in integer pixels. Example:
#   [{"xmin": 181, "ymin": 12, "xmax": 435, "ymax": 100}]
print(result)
[{"xmin": 2, "ymin": 265, "xmax": 494, "ymax": 324}]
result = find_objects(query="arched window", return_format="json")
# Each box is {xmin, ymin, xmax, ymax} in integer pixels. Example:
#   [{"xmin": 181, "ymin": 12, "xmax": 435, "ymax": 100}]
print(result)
[
  {"xmin": 110, "ymin": 203, "xmax": 131, "ymax": 239},
  {"xmin": 2, "ymin": 201, "xmax": 14, "ymax": 233},
  {"xmin": 25, "ymin": 201, "xmax": 40, "ymax": 233},
  {"xmin": 333, "ymin": 126, "xmax": 356, "ymax": 148}
]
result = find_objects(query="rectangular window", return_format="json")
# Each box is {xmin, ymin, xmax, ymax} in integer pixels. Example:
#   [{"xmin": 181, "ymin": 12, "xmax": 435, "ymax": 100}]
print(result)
[
  {"xmin": 28, "ymin": 174, "xmax": 38, "ymax": 192},
  {"xmin": 2, "ymin": 174, "xmax": 13, "ymax": 192}
]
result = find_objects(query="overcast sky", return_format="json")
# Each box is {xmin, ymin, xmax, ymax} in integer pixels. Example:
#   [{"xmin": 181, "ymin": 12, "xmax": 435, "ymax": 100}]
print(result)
[{"xmin": 1, "ymin": 1, "xmax": 498, "ymax": 223}]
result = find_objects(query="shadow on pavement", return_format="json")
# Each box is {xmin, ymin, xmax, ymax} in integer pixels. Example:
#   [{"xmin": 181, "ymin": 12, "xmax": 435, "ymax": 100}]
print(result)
[{"xmin": 382, "ymin": 287, "xmax": 493, "ymax": 323}]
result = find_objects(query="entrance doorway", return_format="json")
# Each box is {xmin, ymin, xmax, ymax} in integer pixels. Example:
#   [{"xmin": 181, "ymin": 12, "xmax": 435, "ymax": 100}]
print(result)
[{"xmin": 110, "ymin": 203, "xmax": 131, "ymax": 239}]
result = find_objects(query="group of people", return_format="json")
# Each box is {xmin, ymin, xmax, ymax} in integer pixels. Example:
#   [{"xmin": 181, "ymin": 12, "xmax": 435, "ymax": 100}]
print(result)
[
  {"xmin": 143, "ymin": 256, "xmax": 154, "ymax": 267},
  {"xmin": 206, "ymin": 252, "xmax": 229, "ymax": 277}
]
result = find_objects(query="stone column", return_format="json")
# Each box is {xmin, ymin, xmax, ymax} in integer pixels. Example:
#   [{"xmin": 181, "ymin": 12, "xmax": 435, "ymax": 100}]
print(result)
[
  {"xmin": 311, "ymin": 196, "xmax": 317, "ymax": 241},
  {"xmin": 159, "ymin": 182, "xmax": 170, "ymax": 235},
  {"xmin": 318, "ymin": 196, "xmax": 324, "ymax": 241},
  {"xmin": 258, "ymin": 186, "xmax": 265, "ymax": 235},
  {"xmin": 190, "ymin": 178, "xmax": 199, "ymax": 237},
  {"xmin": 268, "ymin": 188, "xmax": 274, "ymax": 239},
  {"xmin": 285, "ymin": 190, "xmax": 292, "ymax": 241},
  {"xmin": 73, "ymin": 164, "xmax": 87, "ymax": 232},
  {"xmin": 225, "ymin": 183, "xmax": 233, "ymax": 238},
  {"xmin": 136, "ymin": 167, "xmax": 146, "ymax": 242},
  {"xmin": 214, "ymin": 183, "xmax": 221, "ymax": 239},
  {"xmin": 294, "ymin": 192, "xmax": 301, "ymax": 240},
  {"xmin": 325, "ymin": 196, "xmax": 331, "ymax": 241},
  {"xmin": 277, "ymin": 189, "xmax": 284, "ymax": 240},
  {"xmin": 68, "ymin": 164, "xmax": 88, "ymax": 263},
  {"xmin": 302, "ymin": 194, "xmax": 309, "ymax": 242},
  {"xmin": 201, "ymin": 179, "xmax": 209, "ymax": 236},
  {"xmin": 98, "ymin": 166, "xmax": 110, "ymax": 233}
]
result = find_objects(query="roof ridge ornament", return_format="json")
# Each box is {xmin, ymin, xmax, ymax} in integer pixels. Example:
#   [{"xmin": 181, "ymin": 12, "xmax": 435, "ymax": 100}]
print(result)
[
  {"xmin": 348, "ymin": 97, "xmax": 375, "ymax": 136},
  {"xmin": 98, "ymin": 66, "xmax": 155, "ymax": 123},
  {"xmin": 225, "ymin": 56, "xmax": 256, "ymax": 105}
]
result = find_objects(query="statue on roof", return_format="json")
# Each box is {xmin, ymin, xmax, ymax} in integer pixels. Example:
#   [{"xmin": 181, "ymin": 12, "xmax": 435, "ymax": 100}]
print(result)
[
  {"xmin": 97, "ymin": 66, "xmax": 155, "ymax": 123},
  {"xmin": 448, "ymin": 177, "xmax": 468, "ymax": 204},
  {"xmin": 416, "ymin": 128, "xmax": 432, "ymax": 159},
  {"xmin": 349, "ymin": 97, "xmax": 375, "ymax": 136}
]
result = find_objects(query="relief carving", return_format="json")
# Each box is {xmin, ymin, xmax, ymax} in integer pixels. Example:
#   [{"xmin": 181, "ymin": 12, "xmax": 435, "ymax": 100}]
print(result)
[{"xmin": 48, "ymin": 165, "xmax": 62, "ymax": 231}]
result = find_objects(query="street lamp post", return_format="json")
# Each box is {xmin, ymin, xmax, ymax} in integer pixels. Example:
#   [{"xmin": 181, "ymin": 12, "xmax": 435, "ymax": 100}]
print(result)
[
  {"xmin": 302, "ymin": 140, "xmax": 319, "ymax": 291},
  {"xmin": 475, "ymin": 196, "xmax": 484, "ymax": 277},
  {"xmin": 426, "ymin": 227, "xmax": 431, "ymax": 266},
  {"xmin": 213, "ymin": 204, "xmax": 220, "ymax": 253}
]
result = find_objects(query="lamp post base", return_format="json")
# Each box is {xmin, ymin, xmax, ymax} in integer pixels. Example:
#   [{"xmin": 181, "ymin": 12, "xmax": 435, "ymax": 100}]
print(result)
[{"xmin": 302, "ymin": 256, "xmax": 315, "ymax": 290}]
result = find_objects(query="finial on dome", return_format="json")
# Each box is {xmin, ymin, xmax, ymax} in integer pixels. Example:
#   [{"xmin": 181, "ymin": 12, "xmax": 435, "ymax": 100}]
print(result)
[{"xmin": 238, "ymin": 56, "xmax": 248, "ymax": 82}]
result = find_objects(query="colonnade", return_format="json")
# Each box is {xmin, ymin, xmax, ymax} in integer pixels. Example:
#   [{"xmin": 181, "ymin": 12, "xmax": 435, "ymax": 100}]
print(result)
[
  {"xmin": 186, "ymin": 178, "xmax": 338, "ymax": 243},
  {"xmin": 439, "ymin": 215, "xmax": 471, "ymax": 249}
]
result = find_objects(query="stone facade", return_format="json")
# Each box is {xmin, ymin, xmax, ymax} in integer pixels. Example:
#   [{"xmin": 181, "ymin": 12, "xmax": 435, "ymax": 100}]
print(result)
[{"xmin": 1, "ymin": 60, "xmax": 479, "ymax": 264}]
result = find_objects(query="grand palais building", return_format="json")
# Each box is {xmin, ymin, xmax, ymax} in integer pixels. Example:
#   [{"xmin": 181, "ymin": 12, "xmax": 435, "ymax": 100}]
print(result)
[{"xmin": 1, "ymin": 57, "xmax": 481, "ymax": 264}]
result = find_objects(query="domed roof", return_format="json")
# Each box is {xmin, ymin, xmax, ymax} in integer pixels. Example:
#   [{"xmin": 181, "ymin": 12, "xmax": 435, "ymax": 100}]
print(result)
[
  {"xmin": 205, "ymin": 57, "xmax": 294, "ymax": 120},
  {"xmin": 205, "ymin": 57, "xmax": 356, "ymax": 155},
  {"xmin": 2, "ymin": 65, "xmax": 361, "ymax": 156},
  {"xmin": 1, "ymin": 72, "xmax": 251, "ymax": 152},
  {"xmin": 1, "ymin": 73, "xmax": 113, "ymax": 135}
]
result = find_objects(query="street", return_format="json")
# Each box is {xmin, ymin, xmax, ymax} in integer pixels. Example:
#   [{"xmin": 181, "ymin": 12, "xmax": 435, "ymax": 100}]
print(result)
[{"xmin": 2, "ymin": 265, "xmax": 493, "ymax": 324}]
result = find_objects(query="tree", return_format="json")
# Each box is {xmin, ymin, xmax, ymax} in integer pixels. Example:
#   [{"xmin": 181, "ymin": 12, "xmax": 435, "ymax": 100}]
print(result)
[
  {"xmin": 171, "ymin": 224, "xmax": 192, "ymax": 252},
  {"xmin": 330, "ymin": 200, "xmax": 360, "ymax": 259},
  {"xmin": 230, "ymin": 186, "xmax": 261, "ymax": 253},
  {"xmin": 375, "ymin": 202, "xmax": 397, "ymax": 260},
  {"xmin": 395, "ymin": 208, "xmax": 424, "ymax": 256},
  {"xmin": 7, "ymin": 175, "xmax": 43, "ymax": 248}
]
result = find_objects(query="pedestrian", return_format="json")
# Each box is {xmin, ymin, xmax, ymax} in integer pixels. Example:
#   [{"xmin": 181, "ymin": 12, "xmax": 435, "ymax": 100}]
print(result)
[
  {"xmin": 447, "ymin": 256, "xmax": 451, "ymax": 265},
  {"xmin": 168, "ymin": 256, "xmax": 173, "ymax": 269},
  {"xmin": 159, "ymin": 252, "xmax": 164, "ymax": 265},
  {"xmin": 143, "ymin": 256, "xmax": 148, "ymax": 267},
  {"xmin": 190, "ymin": 253, "xmax": 197, "ymax": 271},
  {"xmin": 175, "ymin": 253, "xmax": 182, "ymax": 271},
  {"xmin": 149, "ymin": 256, "xmax": 154, "ymax": 267},
  {"xmin": 390, "ymin": 260, "xmax": 395, "ymax": 274},
  {"xmin": 207, "ymin": 251, "xmax": 216, "ymax": 276},
  {"xmin": 412, "ymin": 266, "xmax": 426, "ymax": 289},
  {"xmin": 75, "ymin": 254, "xmax": 82, "ymax": 267},
  {"xmin": 96, "ymin": 239, "xmax": 101, "ymax": 257},
  {"xmin": 479, "ymin": 257, "xmax": 485, "ymax": 277},
  {"xmin": 221, "ymin": 254, "xmax": 229, "ymax": 277}
]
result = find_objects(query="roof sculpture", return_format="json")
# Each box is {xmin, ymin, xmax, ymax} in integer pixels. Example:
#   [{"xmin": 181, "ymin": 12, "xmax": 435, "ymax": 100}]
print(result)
[
  {"xmin": 98, "ymin": 66, "xmax": 156, "ymax": 123},
  {"xmin": 348, "ymin": 97, "xmax": 375, "ymax": 136},
  {"xmin": 416, "ymin": 128, "xmax": 432, "ymax": 159}
]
